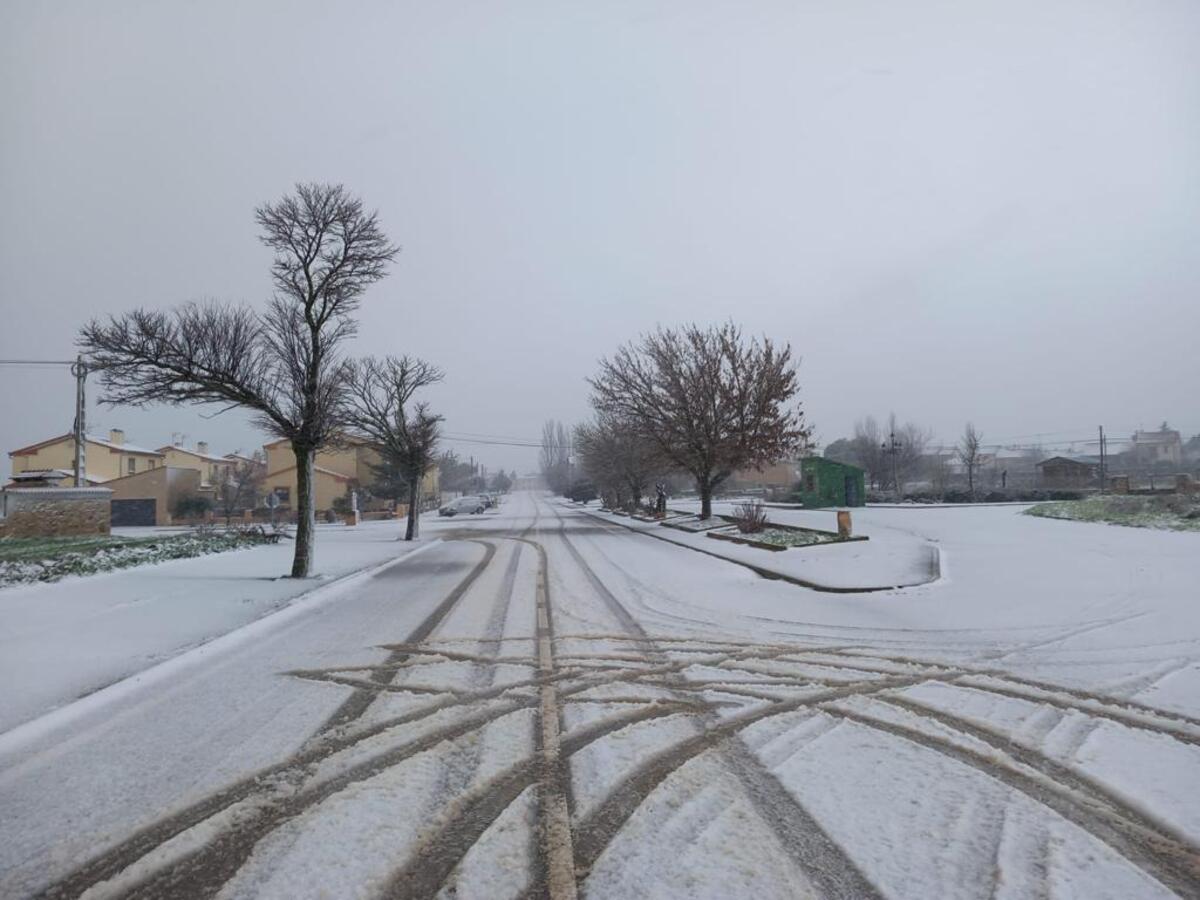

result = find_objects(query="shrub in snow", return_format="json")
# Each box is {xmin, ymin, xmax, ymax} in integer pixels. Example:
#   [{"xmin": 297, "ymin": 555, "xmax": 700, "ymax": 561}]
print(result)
[{"xmin": 732, "ymin": 500, "xmax": 769, "ymax": 534}]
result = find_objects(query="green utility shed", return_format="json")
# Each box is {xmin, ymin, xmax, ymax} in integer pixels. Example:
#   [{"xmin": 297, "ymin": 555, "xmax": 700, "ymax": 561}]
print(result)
[{"xmin": 795, "ymin": 457, "xmax": 865, "ymax": 508}]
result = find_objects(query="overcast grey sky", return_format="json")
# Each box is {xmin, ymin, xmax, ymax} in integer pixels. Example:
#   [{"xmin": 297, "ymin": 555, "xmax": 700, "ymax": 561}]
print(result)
[{"xmin": 3, "ymin": 0, "xmax": 1199, "ymax": 476}]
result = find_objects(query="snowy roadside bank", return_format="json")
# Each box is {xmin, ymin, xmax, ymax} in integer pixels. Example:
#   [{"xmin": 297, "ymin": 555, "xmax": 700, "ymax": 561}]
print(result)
[
  {"xmin": 0, "ymin": 519, "xmax": 436, "ymax": 734},
  {"xmin": 575, "ymin": 503, "xmax": 939, "ymax": 592}
]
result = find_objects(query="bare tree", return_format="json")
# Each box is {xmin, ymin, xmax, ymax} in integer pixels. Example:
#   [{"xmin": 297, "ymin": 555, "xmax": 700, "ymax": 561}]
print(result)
[
  {"xmin": 347, "ymin": 356, "xmax": 443, "ymax": 541},
  {"xmin": 539, "ymin": 419, "xmax": 571, "ymax": 494},
  {"xmin": 590, "ymin": 323, "xmax": 810, "ymax": 519},
  {"xmin": 574, "ymin": 415, "xmax": 663, "ymax": 511},
  {"xmin": 889, "ymin": 414, "xmax": 932, "ymax": 497},
  {"xmin": 957, "ymin": 422, "xmax": 984, "ymax": 500},
  {"xmin": 850, "ymin": 417, "xmax": 886, "ymax": 488},
  {"xmin": 216, "ymin": 454, "xmax": 266, "ymax": 527},
  {"xmin": 927, "ymin": 448, "xmax": 954, "ymax": 500},
  {"xmin": 80, "ymin": 183, "xmax": 399, "ymax": 576}
]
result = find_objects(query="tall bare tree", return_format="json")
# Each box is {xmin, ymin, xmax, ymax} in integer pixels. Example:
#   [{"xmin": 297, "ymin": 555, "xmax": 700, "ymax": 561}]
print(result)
[
  {"xmin": 957, "ymin": 422, "xmax": 984, "ymax": 500},
  {"xmin": 590, "ymin": 323, "xmax": 809, "ymax": 519},
  {"xmin": 887, "ymin": 413, "xmax": 932, "ymax": 497},
  {"xmin": 850, "ymin": 416, "xmax": 886, "ymax": 488},
  {"xmin": 80, "ymin": 183, "xmax": 399, "ymax": 576},
  {"xmin": 538, "ymin": 419, "xmax": 571, "ymax": 494},
  {"xmin": 347, "ymin": 356, "xmax": 443, "ymax": 541}
]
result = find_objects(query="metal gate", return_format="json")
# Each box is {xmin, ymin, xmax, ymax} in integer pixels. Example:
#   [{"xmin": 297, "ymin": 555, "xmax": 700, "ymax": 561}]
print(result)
[{"xmin": 110, "ymin": 498, "xmax": 157, "ymax": 527}]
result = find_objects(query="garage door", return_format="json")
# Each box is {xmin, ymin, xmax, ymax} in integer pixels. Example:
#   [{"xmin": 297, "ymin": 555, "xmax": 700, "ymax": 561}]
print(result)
[{"xmin": 111, "ymin": 498, "xmax": 157, "ymax": 527}]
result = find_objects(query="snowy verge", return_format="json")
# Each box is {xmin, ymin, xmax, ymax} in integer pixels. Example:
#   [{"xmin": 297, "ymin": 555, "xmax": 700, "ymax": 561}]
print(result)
[
  {"xmin": 0, "ymin": 519, "xmax": 441, "ymax": 735},
  {"xmin": 575, "ymin": 505, "xmax": 940, "ymax": 592},
  {"xmin": 0, "ymin": 537, "xmax": 441, "ymax": 758}
]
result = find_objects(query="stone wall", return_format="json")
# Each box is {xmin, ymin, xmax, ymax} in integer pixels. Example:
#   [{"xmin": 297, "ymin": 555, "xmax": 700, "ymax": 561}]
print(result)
[{"xmin": 0, "ymin": 487, "xmax": 112, "ymax": 538}]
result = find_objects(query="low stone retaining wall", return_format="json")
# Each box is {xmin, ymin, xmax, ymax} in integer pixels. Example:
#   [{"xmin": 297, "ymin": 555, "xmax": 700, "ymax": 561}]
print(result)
[{"xmin": 0, "ymin": 487, "xmax": 113, "ymax": 538}]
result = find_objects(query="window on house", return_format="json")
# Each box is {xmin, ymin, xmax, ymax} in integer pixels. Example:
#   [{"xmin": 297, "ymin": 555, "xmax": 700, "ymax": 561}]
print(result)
[
  {"xmin": 127, "ymin": 458, "xmax": 136, "ymax": 475},
  {"xmin": 148, "ymin": 459, "xmax": 156, "ymax": 469}
]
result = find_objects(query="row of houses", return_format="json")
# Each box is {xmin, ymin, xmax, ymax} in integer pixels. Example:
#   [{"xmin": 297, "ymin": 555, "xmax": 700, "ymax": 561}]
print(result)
[{"xmin": 5, "ymin": 429, "xmax": 440, "ymax": 526}]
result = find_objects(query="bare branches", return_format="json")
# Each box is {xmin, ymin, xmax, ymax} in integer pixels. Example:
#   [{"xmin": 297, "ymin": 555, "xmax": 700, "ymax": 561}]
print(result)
[
  {"xmin": 345, "ymin": 355, "xmax": 443, "ymax": 540},
  {"xmin": 539, "ymin": 420, "xmax": 571, "ymax": 494},
  {"xmin": 589, "ymin": 322, "xmax": 809, "ymax": 517},
  {"xmin": 574, "ymin": 415, "xmax": 663, "ymax": 511},
  {"xmin": 80, "ymin": 303, "xmax": 291, "ymax": 429},
  {"xmin": 255, "ymin": 183, "xmax": 399, "ymax": 331},
  {"xmin": 78, "ymin": 183, "xmax": 400, "ymax": 576},
  {"xmin": 957, "ymin": 422, "xmax": 984, "ymax": 499}
]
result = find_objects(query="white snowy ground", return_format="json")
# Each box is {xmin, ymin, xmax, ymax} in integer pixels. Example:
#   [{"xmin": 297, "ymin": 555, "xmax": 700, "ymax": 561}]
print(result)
[
  {"xmin": 0, "ymin": 493, "xmax": 1197, "ymax": 900},
  {"xmin": 654, "ymin": 498, "xmax": 1200, "ymax": 713},
  {"xmin": 0, "ymin": 519, "xmax": 432, "ymax": 733}
]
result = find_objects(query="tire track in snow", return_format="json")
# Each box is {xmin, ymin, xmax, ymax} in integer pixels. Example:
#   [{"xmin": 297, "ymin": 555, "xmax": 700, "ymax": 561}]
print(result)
[
  {"xmin": 315, "ymin": 539, "xmax": 497, "ymax": 735},
  {"xmin": 35, "ymin": 540, "xmax": 507, "ymax": 900},
  {"xmin": 544, "ymin": 501, "xmax": 885, "ymax": 900},
  {"xmin": 548, "ymin": 501, "xmax": 1200, "ymax": 898},
  {"xmin": 822, "ymin": 702, "xmax": 1200, "ymax": 900}
]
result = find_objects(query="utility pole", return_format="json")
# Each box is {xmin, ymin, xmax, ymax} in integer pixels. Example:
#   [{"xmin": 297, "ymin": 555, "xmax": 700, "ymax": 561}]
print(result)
[
  {"xmin": 1098, "ymin": 425, "xmax": 1106, "ymax": 493},
  {"xmin": 71, "ymin": 355, "xmax": 89, "ymax": 487}
]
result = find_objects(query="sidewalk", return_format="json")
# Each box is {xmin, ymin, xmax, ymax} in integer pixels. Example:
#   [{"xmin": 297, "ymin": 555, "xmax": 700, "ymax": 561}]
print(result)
[
  {"xmin": 576, "ymin": 503, "xmax": 940, "ymax": 593},
  {"xmin": 0, "ymin": 520, "xmax": 431, "ymax": 733}
]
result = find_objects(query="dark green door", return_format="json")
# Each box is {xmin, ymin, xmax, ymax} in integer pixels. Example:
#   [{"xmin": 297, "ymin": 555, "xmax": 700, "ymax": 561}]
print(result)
[{"xmin": 844, "ymin": 476, "xmax": 858, "ymax": 507}]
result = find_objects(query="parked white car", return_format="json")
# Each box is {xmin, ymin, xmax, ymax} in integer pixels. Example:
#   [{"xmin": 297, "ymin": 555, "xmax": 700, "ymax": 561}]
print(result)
[{"xmin": 438, "ymin": 496, "xmax": 487, "ymax": 516}]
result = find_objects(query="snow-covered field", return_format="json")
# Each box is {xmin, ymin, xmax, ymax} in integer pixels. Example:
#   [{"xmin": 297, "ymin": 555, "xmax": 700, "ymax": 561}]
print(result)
[{"xmin": 0, "ymin": 492, "xmax": 1197, "ymax": 899}]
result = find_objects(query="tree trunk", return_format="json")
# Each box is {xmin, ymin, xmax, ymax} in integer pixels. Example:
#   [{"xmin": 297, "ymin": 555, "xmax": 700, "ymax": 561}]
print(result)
[
  {"xmin": 698, "ymin": 478, "xmax": 713, "ymax": 520},
  {"xmin": 405, "ymin": 476, "xmax": 420, "ymax": 541},
  {"xmin": 291, "ymin": 444, "xmax": 316, "ymax": 577}
]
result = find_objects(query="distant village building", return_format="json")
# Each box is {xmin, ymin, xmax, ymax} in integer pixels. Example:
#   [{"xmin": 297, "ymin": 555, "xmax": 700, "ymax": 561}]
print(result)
[
  {"xmin": 1130, "ymin": 427, "xmax": 1183, "ymax": 467},
  {"xmin": 6, "ymin": 428, "xmax": 443, "ymax": 523},
  {"xmin": 262, "ymin": 436, "xmax": 440, "ymax": 515},
  {"xmin": 729, "ymin": 460, "xmax": 799, "ymax": 493},
  {"xmin": 1037, "ymin": 456, "xmax": 1098, "ymax": 489},
  {"xmin": 107, "ymin": 467, "xmax": 203, "ymax": 527},
  {"xmin": 7, "ymin": 429, "xmax": 164, "ymax": 484},
  {"xmin": 157, "ymin": 442, "xmax": 236, "ymax": 488}
]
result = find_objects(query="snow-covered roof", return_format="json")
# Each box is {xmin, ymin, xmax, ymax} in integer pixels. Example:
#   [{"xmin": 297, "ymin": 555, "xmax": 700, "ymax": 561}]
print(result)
[
  {"xmin": 157, "ymin": 444, "xmax": 231, "ymax": 463},
  {"xmin": 1132, "ymin": 430, "xmax": 1181, "ymax": 444},
  {"xmin": 86, "ymin": 434, "xmax": 164, "ymax": 455},
  {"xmin": 10, "ymin": 432, "xmax": 162, "ymax": 457},
  {"xmin": 5, "ymin": 468, "xmax": 107, "ymax": 485}
]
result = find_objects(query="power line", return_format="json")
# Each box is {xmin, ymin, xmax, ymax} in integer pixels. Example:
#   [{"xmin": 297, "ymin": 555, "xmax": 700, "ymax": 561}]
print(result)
[{"xmin": 0, "ymin": 359, "xmax": 76, "ymax": 366}]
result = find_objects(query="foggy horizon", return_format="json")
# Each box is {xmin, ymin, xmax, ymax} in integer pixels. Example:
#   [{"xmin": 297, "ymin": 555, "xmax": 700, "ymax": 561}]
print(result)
[{"xmin": 4, "ymin": 0, "xmax": 1199, "ymax": 477}]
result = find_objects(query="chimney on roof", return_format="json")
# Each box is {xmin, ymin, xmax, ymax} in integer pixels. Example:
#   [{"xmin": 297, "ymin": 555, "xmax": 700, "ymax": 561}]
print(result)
[
  {"xmin": 197, "ymin": 441, "xmax": 209, "ymax": 455},
  {"xmin": 109, "ymin": 428, "xmax": 124, "ymax": 445}
]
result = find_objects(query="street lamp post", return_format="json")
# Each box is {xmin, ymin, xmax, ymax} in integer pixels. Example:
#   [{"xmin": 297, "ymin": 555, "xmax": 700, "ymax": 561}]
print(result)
[{"xmin": 882, "ymin": 431, "xmax": 903, "ymax": 502}]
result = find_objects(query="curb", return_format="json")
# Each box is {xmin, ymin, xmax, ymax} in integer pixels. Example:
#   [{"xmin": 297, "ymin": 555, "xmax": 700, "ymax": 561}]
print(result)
[{"xmin": 576, "ymin": 506, "xmax": 940, "ymax": 595}]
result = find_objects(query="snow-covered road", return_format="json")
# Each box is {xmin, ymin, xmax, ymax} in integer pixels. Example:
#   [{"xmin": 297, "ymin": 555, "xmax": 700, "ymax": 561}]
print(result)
[{"xmin": 2, "ymin": 492, "xmax": 1198, "ymax": 899}]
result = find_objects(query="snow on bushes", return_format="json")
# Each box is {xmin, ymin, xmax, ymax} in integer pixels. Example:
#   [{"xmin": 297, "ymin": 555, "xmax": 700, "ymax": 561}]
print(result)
[{"xmin": 0, "ymin": 529, "xmax": 282, "ymax": 587}]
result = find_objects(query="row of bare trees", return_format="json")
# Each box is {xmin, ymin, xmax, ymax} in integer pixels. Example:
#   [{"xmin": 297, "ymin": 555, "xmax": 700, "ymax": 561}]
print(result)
[
  {"xmin": 538, "ymin": 420, "xmax": 572, "ymax": 495},
  {"xmin": 824, "ymin": 414, "xmax": 931, "ymax": 494},
  {"xmin": 81, "ymin": 183, "xmax": 441, "ymax": 577},
  {"xmin": 826, "ymin": 417, "xmax": 987, "ymax": 499},
  {"xmin": 579, "ymin": 322, "xmax": 810, "ymax": 519}
]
